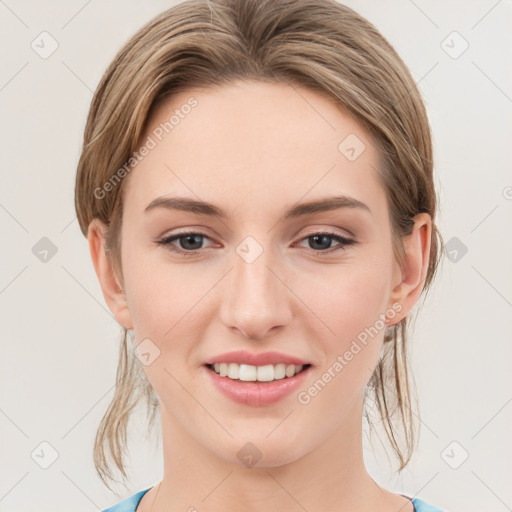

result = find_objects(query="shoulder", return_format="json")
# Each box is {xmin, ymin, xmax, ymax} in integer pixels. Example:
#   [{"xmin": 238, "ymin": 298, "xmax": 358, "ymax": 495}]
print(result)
[
  {"xmin": 101, "ymin": 488, "xmax": 447, "ymax": 512},
  {"xmin": 102, "ymin": 487, "xmax": 152, "ymax": 512},
  {"xmin": 412, "ymin": 497, "xmax": 448, "ymax": 512}
]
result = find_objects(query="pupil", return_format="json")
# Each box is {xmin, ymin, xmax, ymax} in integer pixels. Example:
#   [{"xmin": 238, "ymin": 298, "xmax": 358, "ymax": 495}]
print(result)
[
  {"xmin": 181, "ymin": 234, "xmax": 202, "ymax": 250},
  {"xmin": 310, "ymin": 234, "xmax": 331, "ymax": 250}
]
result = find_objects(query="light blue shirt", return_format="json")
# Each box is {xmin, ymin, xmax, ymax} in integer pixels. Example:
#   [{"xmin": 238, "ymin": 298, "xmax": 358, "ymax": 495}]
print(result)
[{"xmin": 102, "ymin": 487, "xmax": 447, "ymax": 511}]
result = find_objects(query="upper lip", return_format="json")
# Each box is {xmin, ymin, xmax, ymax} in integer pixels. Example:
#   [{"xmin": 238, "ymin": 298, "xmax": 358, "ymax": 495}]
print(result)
[{"xmin": 204, "ymin": 350, "xmax": 311, "ymax": 367}]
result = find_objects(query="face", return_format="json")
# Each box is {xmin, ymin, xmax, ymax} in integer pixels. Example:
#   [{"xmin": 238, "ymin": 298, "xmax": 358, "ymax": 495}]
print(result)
[{"xmin": 95, "ymin": 80, "xmax": 417, "ymax": 467}]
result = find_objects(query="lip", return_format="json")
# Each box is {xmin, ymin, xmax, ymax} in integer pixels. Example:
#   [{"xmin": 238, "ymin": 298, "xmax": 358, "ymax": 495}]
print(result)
[
  {"xmin": 203, "ymin": 363, "xmax": 313, "ymax": 407},
  {"xmin": 203, "ymin": 350, "xmax": 310, "ymax": 367}
]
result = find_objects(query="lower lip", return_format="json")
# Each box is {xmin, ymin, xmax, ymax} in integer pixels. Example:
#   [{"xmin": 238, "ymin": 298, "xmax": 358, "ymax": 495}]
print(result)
[{"xmin": 203, "ymin": 365, "xmax": 312, "ymax": 406}]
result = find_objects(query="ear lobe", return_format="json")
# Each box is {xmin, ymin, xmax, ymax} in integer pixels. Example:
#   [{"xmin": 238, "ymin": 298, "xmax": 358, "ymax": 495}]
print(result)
[
  {"xmin": 387, "ymin": 213, "xmax": 432, "ymax": 325},
  {"xmin": 88, "ymin": 219, "xmax": 133, "ymax": 329}
]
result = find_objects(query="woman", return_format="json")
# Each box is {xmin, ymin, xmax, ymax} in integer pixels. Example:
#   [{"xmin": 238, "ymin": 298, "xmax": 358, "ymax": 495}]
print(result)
[{"xmin": 74, "ymin": 0, "xmax": 445, "ymax": 510}]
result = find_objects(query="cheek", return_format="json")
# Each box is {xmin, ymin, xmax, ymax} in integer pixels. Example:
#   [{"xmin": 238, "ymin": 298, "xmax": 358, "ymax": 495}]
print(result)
[
  {"xmin": 311, "ymin": 257, "xmax": 392, "ymax": 336},
  {"xmin": 121, "ymin": 239, "xmax": 215, "ymax": 365},
  {"xmin": 121, "ymin": 254, "xmax": 211, "ymax": 396},
  {"xmin": 125, "ymin": 261, "xmax": 207, "ymax": 337},
  {"xmin": 297, "ymin": 254, "xmax": 393, "ymax": 382},
  {"xmin": 334, "ymin": 269, "xmax": 390, "ymax": 337},
  {"xmin": 293, "ymin": 266, "xmax": 391, "ymax": 419},
  {"xmin": 121, "ymin": 227, "xmax": 182, "ymax": 330}
]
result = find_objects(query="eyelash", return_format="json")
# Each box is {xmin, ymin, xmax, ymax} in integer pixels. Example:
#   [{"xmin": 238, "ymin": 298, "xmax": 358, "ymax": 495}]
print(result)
[{"xmin": 155, "ymin": 230, "xmax": 356, "ymax": 257}]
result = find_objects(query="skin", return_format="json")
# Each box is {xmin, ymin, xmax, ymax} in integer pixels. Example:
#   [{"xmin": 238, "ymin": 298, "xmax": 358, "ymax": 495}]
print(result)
[{"xmin": 89, "ymin": 80, "xmax": 431, "ymax": 512}]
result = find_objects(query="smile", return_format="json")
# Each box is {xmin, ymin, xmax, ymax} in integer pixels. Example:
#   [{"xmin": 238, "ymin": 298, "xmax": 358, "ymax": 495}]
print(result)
[
  {"xmin": 207, "ymin": 362, "xmax": 310, "ymax": 382},
  {"xmin": 204, "ymin": 363, "xmax": 313, "ymax": 407}
]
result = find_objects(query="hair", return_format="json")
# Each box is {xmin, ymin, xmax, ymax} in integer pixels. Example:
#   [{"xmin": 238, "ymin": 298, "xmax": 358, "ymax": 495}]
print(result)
[{"xmin": 74, "ymin": 0, "xmax": 443, "ymax": 492}]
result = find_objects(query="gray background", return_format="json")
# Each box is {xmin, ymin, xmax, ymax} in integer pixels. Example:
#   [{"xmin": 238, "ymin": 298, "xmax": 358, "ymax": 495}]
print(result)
[{"xmin": 1, "ymin": 1, "xmax": 511, "ymax": 511}]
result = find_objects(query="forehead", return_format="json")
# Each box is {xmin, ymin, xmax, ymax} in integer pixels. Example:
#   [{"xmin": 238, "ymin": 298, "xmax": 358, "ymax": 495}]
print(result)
[{"xmin": 123, "ymin": 80, "xmax": 386, "ymax": 220}]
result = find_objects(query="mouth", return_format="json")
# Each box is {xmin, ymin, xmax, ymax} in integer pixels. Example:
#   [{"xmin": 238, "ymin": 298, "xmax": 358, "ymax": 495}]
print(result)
[
  {"xmin": 205, "ymin": 362, "xmax": 312, "ymax": 382},
  {"xmin": 203, "ymin": 362, "xmax": 313, "ymax": 406}
]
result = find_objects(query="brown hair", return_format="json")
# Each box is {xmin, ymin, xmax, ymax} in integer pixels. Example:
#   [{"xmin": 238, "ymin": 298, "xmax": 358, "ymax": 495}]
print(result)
[{"xmin": 74, "ymin": 0, "xmax": 442, "ymax": 492}]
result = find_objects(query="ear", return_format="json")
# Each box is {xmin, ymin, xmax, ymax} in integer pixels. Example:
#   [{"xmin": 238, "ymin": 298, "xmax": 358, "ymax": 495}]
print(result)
[
  {"xmin": 387, "ymin": 213, "xmax": 432, "ymax": 325},
  {"xmin": 88, "ymin": 219, "xmax": 133, "ymax": 329}
]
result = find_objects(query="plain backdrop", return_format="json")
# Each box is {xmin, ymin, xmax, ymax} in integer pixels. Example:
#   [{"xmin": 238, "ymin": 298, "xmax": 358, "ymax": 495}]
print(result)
[{"xmin": 1, "ymin": 1, "xmax": 511, "ymax": 511}]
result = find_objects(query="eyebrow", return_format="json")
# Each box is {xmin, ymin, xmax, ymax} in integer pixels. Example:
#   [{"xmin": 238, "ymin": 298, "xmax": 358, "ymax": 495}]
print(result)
[{"xmin": 144, "ymin": 194, "xmax": 371, "ymax": 219}]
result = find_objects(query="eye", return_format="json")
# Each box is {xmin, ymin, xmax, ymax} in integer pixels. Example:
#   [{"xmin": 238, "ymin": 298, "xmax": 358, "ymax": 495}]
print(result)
[
  {"xmin": 156, "ymin": 231, "xmax": 213, "ymax": 256},
  {"xmin": 295, "ymin": 231, "xmax": 356, "ymax": 254},
  {"xmin": 155, "ymin": 230, "xmax": 356, "ymax": 257}
]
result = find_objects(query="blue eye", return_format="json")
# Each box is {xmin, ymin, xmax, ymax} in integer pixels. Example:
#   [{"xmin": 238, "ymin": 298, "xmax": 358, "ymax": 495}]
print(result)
[
  {"xmin": 157, "ymin": 232, "xmax": 210, "ymax": 256},
  {"xmin": 299, "ymin": 232, "xmax": 355, "ymax": 252},
  {"xmin": 156, "ymin": 231, "xmax": 356, "ymax": 257}
]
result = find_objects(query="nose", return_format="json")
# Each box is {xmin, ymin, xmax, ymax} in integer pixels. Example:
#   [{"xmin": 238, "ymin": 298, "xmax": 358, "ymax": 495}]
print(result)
[{"xmin": 219, "ymin": 241, "xmax": 293, "ymax": 340}]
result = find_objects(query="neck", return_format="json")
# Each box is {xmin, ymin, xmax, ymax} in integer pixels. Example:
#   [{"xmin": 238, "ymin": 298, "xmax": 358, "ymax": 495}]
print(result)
[{"xmin": 148, "ymin": 400, "xmax": 391, "ymax": 512}]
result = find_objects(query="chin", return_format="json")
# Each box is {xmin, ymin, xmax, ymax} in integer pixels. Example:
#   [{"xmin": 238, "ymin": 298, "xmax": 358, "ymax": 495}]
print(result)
[{"xmin": 205, "ymin": 430, "xmax": 310, "ymax": 469}]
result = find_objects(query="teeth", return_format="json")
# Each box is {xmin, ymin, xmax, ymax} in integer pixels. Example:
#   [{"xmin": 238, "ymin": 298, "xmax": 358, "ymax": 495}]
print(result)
[
  {"xmin": 228, "ymin": 362, "xmax": 239, "ymax": 379},
  {"xmin": 210, "ymin": 362, "xmax": 305, "ymax": 381},
  {"xmin": 274, "ymin": 363, "xmax": 286, "ymax": 380}
]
